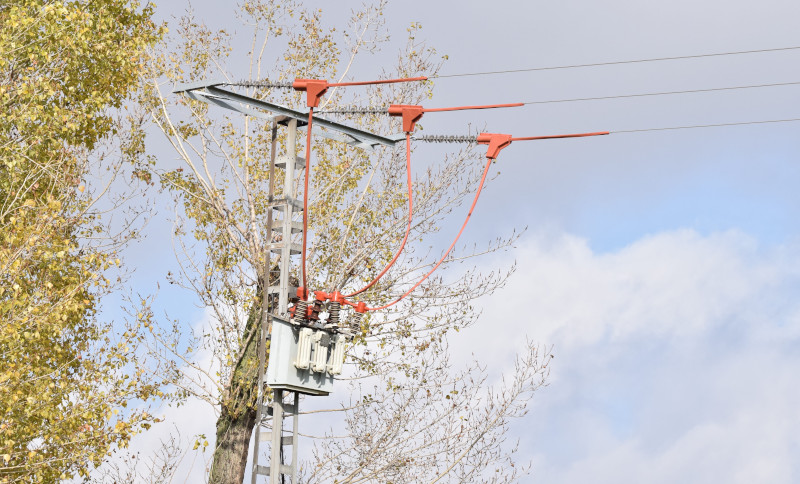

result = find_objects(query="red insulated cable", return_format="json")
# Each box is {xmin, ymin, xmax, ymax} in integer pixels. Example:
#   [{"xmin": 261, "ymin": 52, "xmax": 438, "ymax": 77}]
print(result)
[
  {"xmin": 345, "ymin": 133, "xmax": 414, "ymax": 298},
  {"xmin": 330, "ymin": 76, "xmax": 428, "ymax": 87},
  {"xmin": 365, "ymin": 156, "xmax": 495, "ymax": 312},
  {"xmin": 512, "ymin": 131, "xmax": 610, "ymax": 141},
  {"xmin": 301, "ymin": 108, "xmax": 314, "ymax": 292},
  {"xmin": 424, "ymin": 102, "xmax": 524, "ymax": 113}
]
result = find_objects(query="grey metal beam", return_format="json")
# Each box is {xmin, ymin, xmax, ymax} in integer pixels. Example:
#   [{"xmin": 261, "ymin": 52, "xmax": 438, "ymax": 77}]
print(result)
[
  {"xmin": 172, "ymin": 79, "xmax": 228, "ymax": 93},
  {"xmin": 184, "ymin": 88, "xmax": 384, "ymax": 150},
  {"xmin": 185, "ymin": 90, "xmax": 279, "ymax": 123},
  {"xmin": 174, "ymin": 81, "xmax": 404, "ymax": 149}
]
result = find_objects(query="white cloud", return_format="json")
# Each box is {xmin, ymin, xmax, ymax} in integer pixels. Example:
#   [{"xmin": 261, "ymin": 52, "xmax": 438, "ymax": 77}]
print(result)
[
  {"xmin": 453, "ymin": 229, "xmax": 800, "ymax": 483},
  {"xmin": 100, "ymin": 228, "xmax": 800, "ymax": 483}
]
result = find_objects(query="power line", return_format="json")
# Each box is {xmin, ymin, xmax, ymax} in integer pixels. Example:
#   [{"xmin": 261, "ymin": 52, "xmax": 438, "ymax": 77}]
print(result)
[
  {"xmin": 615, "ymin": 117, "xmax": 800, "ymax": 133},
  {"xmin": 523, "ymin": 80, "xmax": 800, "ymax": 105},
  {"xmin": 320, "ymin": 80, "xmax": 800, "ymax": 115},
  {"xmin": 415, "ymin": 118, "xmax": 800, "ymax": 142},
  {"xmin": 433, "ymin": 46, "xmax": 800, "ymax": 79}
]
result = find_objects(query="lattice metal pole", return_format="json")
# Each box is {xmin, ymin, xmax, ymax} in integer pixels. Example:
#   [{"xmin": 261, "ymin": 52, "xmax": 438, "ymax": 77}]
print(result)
[
  {"xmin": 251, "ymin": 118, "xmax": 302, "ymax": 483},
  {"xmin": 280, "ymin": 119, "xmax": 298, "ymax": 315},
  {"xmin": 270, "ymin": 389, "xmax": 285, "ymax": 484},
  {"xmin": 291, "ymin": 391, "xmax": 299, "ymax": 482},
  {"xmin": 251, "ymin": 118, "xmax": 279, "ymax": 484}
]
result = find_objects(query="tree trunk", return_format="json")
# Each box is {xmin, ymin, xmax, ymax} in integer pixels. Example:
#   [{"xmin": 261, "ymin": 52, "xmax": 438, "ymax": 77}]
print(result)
[
  {"xmin": 208, "ymin": 295, "xmax": 263, "ymax": 483},
  {"xmin": 208, "ymin": 400, "xmax": 257, "ymax": 484}
]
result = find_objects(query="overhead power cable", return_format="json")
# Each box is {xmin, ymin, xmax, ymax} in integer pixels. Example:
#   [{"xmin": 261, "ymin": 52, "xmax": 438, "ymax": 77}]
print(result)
[
  {"xmin": 416, "ymin": 118, "xmax": 800, "ymax": 143},
  {"xmin": 344, "ymin": 132, "xmax": 414, "ymax": 298},
  {"xmin": 319, "ymin": 80, "xmax": 800, "ymax": 116},
  {"xmin": 290, "ymin": 76, "xmax": 427, "ymax": 300},
  {"xmin": 522, "ymin": 80, "xmax": 800, "ymax": 105},
  {"xmin": 432, "ymin": 46, "xmax": 800, "ymax": 79},
  {"xmin": 365, "ymin": 155, "xmax": 496, "ymax": 312},
  {"xmin": 615, "ymin": 117, "xmax": 800, "ymax": 133}
]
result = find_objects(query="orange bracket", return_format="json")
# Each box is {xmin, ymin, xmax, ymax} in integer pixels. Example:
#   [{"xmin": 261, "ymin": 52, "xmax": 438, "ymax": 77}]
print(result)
[
  {"xmin": 293, "ymin": 79, "xmax": 330, "ymax": 108},
  {"xmin": 477, "ymin": 133, "xmax": 514, "ymax": 160},
  {"xmin": 388, "ymin": 105, "xmax": 425, "ymax": 133}
]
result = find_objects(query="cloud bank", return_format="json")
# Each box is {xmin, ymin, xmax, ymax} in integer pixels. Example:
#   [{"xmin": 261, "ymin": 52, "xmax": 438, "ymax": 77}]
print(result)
[{"xmin": 460, "ymin": 229, "xmax": 800, "ymax": 483}]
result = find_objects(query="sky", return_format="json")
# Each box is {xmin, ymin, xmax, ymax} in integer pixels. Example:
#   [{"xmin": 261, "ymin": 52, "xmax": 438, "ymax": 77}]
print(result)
[{"xmin": 114, "ymin": 0, "xmax": 800, "ymax": 482}]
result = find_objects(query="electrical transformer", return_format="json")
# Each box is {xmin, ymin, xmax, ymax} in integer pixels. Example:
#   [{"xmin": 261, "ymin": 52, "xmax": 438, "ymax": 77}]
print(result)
[{"xmin": 266, "ymin": 315, "xmax": 348, "ymax": 396}]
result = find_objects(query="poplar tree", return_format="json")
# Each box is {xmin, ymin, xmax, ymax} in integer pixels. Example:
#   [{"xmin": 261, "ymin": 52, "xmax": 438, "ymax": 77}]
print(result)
[
  {"xmin": 0, "ymin": 1, "xmax": 163, "ymax": 481},
  {"xmin": 143, "ymin": 2, "xmax": 550, "ymax": 482}
]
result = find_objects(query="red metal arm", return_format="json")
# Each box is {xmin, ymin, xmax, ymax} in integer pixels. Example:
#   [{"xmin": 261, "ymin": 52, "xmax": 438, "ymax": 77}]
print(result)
[
  {"xmin": 293, "ymin": 76, "xmax": 428, "ymax": 108},
  {"xmin": 478, "ymin": 131, "xmax": 610, "ymax": 159},
  {"xmin": 388, "ymin": 103, "xmax": 524, "ymax": 133}
]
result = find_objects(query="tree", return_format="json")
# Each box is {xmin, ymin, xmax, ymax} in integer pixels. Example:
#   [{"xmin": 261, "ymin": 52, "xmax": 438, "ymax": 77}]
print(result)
[
  {"xmin": 0, "ymin": 1, "xmax": 164, "ymax": 481},
  {"xmin": 141, "ymin": 1, "xmax": 551, "ymax": 482}
]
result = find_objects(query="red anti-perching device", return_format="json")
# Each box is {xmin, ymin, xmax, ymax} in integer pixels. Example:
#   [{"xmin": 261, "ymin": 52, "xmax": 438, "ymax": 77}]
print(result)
[
  {"xmin": 477, "ymin": 131, "xmax": 610, "ymax": 159},
  {"xmin": 293, "ymin": 76, "xmax": 428, "ymax": 108},
  {"xmin": 388, "ymin": 103, "xmax": 525, "ymax": 133}
]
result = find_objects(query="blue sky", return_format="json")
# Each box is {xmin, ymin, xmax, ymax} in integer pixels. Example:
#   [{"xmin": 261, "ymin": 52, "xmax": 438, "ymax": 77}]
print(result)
[{"xmin": 117, "ymin": 0, "xmax": 800, "ymax": 481}]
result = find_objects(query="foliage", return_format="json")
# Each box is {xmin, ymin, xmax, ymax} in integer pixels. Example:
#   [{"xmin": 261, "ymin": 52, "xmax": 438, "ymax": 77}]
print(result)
[{"xmin": 0, "ymin": 0, "xmax": 164, "ymax": 481}]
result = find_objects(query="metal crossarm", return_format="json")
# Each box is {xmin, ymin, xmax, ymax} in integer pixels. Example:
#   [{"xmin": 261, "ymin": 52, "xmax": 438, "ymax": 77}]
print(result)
[{"xmin": 174, "ymin": 81, "xmax": 405, "ymax": 150}]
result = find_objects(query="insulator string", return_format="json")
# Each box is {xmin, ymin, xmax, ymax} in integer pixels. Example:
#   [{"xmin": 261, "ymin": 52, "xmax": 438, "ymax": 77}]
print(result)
[
  {"xmin": 230, "ymin": 80, "xmax": 294, "ymax": 89},
  {"xmin": 414, "ymin": 135, "xmax": 477, "ymax": 143},
  {"xmin": 317, "ymin": 107, "xmax": 388, "ymax": 115}
]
